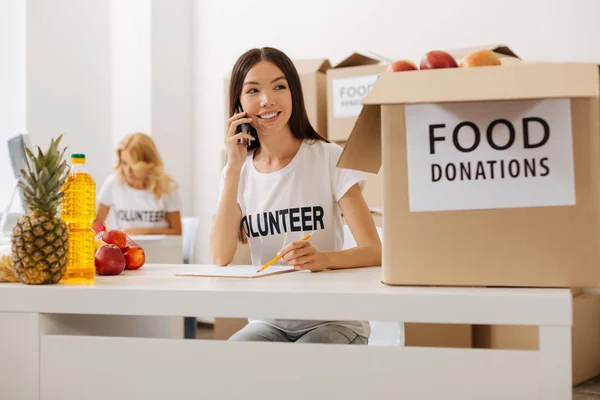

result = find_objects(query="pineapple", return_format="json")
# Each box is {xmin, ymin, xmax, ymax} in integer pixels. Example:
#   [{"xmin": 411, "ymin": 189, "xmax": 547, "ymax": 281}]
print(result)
[{"xmin": 11, "ymin": 135, "xmax": 70, "ymax": 284}]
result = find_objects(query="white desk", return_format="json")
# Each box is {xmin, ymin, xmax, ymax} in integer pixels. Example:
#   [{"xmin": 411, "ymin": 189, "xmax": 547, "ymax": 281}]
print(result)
[{"xmin": 0, "ymin": 264, "xmax": 573, "ymax": 400}]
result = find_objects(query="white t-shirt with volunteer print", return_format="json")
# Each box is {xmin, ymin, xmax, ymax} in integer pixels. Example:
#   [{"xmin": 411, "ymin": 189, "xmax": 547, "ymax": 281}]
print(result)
[
  {"xmin": 219, "ymin": 138, "xmax": 370, "ymax": 338},
  {"xmin": 98, "ymin": 174, "xmax": 181, "ymax": 231}
]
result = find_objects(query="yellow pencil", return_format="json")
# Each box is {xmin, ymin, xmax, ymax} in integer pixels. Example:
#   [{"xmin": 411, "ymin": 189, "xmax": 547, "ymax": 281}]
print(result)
[{"xmin": 256, "ymin": 232, "xmax": 313, "ymax": 273}]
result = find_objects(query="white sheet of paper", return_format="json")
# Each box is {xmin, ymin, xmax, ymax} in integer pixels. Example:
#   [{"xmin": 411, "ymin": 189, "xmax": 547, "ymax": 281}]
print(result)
[{"xmin": 176, "ymin": 264, "xmax": 296, "ymax": 279}]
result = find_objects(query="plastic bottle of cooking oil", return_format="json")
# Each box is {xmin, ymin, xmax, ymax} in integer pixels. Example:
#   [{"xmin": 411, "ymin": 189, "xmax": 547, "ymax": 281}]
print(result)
[{"xmin": 60, "ymin": 154, "xmax": 96, "ymax": 283}]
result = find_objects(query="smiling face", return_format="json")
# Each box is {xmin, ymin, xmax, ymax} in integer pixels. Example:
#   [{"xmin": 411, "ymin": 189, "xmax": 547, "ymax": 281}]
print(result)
[{"xmin": 239, "ymin": 61, "xmax": 293, "ymax": 137}]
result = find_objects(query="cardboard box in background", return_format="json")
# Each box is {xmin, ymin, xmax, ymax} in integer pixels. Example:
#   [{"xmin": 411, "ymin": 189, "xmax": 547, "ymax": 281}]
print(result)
[
  {"xmin": 224, "ymin": 58, "xmax": 331, "ymax": 138},
  {"xmin": 405, "ymin": 323, "xmax": 472, "ymax": 348},
  {"xmin": 326, "ymin": 53, "xmax": 389, "ymax": 141},
  {"xmin": 338, "ymin": 54, "xmax": 600, "ymax": 288},
  {"xmin": 336, "ymin": 140, "xmax": 384, "ymax": 213},
  {"xmin": 213, "ymin": 317, "xmax": 248, "ymax": 340},
  {"xmin": 362, "ymin": 170, "xmax": 383, "ymax": 210},
  {"xmin": 473, "ymin": 293, "xmax": 600, "ymax": 386}
]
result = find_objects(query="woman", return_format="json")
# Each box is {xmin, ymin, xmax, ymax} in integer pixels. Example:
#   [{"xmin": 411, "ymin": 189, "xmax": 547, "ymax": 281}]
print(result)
[
  {"xmin": 96, "ymin": 132, "xmax": 182, "ymax": 236},
  {"xmin": 210, "ymin": 47, "xmax": 381, "ymax": 344}
]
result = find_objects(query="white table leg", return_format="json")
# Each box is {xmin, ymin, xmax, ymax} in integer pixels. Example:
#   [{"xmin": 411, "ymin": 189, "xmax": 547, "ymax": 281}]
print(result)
[
  {"xmin": 538, "ymin": 325, "xmax": 572, "ymax": 400},
  {"xmin": 0, "ymin": 312, "xmax": 41, "ymax": 400}
]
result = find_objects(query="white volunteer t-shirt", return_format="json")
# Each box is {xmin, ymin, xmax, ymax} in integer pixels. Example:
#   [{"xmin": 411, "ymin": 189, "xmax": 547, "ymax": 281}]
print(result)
[
  {"xmin": 219, "ymin": 139, "xmax": 370, "ymax": 337},
  {"xmin": 98, "ymin": 174, "xmax": 181, "ymax": 231}
]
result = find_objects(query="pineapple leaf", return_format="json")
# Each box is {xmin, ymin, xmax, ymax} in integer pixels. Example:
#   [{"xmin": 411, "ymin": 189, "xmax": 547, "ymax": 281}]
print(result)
[
  {"xmin": 21, "ymin": 172, "xmax": 38, "ymax": 191},
  {"xmin": 36, "ymin": 146, "xmax": 44, "ymax": 163},
  {"xmin": 24, "ymin": 147, "xmax": 41, "ymax": 175},
  {"xmin": 58, "ymin": 146, "xmax": 68, "ymax": 164},
  {"xmin": 18, "ymin": 135, "xmax": 69, "ymax": 216}
]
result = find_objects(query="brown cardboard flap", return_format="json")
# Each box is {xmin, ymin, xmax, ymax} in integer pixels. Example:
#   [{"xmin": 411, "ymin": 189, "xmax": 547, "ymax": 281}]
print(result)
[
  {"xmin": 447, "ymin": 43, "xmax": 520, "ymax": 60},
  {"xmin": 293, "ymin": 59, "xmax": 331, "ymax": 74},
  {"xmin": 337, "ymin": 105, "xmax": 381, "ymax": 174},
  {"xmin": 363, "ymin": 62, "xmax": 600, "ymax": 105},
  {"xmin": 334, "ymin": 53, "xmax": 382, "ymax": 69}
]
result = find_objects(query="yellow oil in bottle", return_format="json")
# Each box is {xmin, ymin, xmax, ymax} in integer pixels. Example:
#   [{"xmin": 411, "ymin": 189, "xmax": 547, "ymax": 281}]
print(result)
[{"xmin": 60, "ymin": 154, "xmax": 96, "ymax": 283}]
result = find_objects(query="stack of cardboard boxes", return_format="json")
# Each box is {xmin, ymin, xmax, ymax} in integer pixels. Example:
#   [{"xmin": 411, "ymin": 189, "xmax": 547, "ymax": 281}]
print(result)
[{"xmin": 218, "ymin": 45, "xmax": 600, "ymax": 385}]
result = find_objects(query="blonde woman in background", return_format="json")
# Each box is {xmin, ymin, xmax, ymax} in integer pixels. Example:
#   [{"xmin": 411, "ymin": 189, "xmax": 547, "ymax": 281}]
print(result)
[{"xmin": 96, "ymin": 132, "xmax": 182, "ymax": 235}]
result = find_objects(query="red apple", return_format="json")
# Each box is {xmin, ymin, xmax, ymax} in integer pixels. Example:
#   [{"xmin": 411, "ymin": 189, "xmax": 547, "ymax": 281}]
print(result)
[
  {"xmin": 101, "ymin": 229, "xmax": 127, "ymax": 250},
  {"xmin": 386, "ymin": 60, "xmax": 418, "ymax": 72},
  {"xmin": 123, "ymin": 246, "xmax": 145, "ymax": 270},
  {"xmin": 92, "ymin": 220, "xmax": 106, "ymax": 234},
  {"xmin": 420, "ymin": 50, "xmax": 458, "ymax": 70},
  {"xmin": 95, "ymin": 244, "xmax": 126, "ymax": 275}
]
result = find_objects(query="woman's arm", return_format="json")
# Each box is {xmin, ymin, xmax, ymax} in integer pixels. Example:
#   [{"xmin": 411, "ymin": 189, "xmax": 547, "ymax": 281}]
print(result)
[
  {"xmin": 123, "ymin": 211, "xmax": 182, "ymax": 236},
  {"xmin": 209, "ymin": 108, "xmax": 254, "ymax": 266},
  {"xmin": 279, "ymin": 183, "xmax": 382, "ymax": 271},
  {"xmin": 210, "ymin": 170, "xmax": 243, "ymax": 265},
  {"xmin": 96, "ymin": 203, "xmax": 110, "ymax": 223},
  {"xmin": 323, "ymin": 184, "xmax": 381, "ymax": 269}
]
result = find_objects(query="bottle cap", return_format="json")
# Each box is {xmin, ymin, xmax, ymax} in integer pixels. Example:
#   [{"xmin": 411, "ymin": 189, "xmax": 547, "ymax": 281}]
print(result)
[{"xmin": 71, "ymin": 154, "xmax": 86, "ymax": 164}]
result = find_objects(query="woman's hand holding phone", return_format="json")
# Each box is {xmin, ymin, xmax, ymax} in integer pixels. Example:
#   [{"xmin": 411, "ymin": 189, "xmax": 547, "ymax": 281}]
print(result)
[{"xmin": 224, "ymin": 108, "xmax": 254, "ymax": 173}]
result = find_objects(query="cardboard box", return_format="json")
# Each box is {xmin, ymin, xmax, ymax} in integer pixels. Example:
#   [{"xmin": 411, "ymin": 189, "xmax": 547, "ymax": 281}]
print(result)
[
  {"xmin": 338, "ymin": 57, "xmax": 600, "ymax": 288},
  {"xmin": 362, "ymin": 170, "xmax": 384, "ymax": 209},
  {"xmin": 224, "ymin": 58, "xmax": 330, "ymax": 138},
  {"xmin": 473, "ymin": 293, "xmax": 600, "ymax": 386},
  {"xmin": 405, "ymin": 323, "xmax": 472, "ymax": 348},
  {"xmin": 213, "ymin": 318, "xmax": 248, "ymax": 340},
  {"xmin": 336, "ymin": 140, "xmax": 384, "ymax": 209},
  {"xmin": 326, "ymin": 53, "xmax": 390, "ymax": 142}
]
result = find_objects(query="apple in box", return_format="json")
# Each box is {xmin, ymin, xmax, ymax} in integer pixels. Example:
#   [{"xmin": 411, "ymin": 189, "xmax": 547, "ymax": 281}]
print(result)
[
  {"xmin": 386, "ymin": 60, "xmax": 417, "ymax": 72},
  {"xmin": 459, "ymin": 49, "xmax": 501, "ymax": 68},
  {"xmin": 95, "ymin": 244, "xmax": 126, "ymax": 275},
  {"xmin": 420, "ymin": 50, "xmax": 458, "ymax": 70}
]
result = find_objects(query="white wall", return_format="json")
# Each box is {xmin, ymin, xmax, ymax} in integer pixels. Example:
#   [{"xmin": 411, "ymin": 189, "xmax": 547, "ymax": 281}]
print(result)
[
  {"xmin": 0, "ymin": 0, "xmax": 26, "ymax": 213},
  {"xmin": 27, "ymin": 0, "xmax": 113, "ymax": 194},
  {"xmin": 111, "ymin": 0, "xmax": 152, "ymax": 148},
  {"xmin": 150, "ymin": 0, "xmax": 194, "ymax": 216},
  {"xmin": 192, "ymin": 0, "xmax": 600, "ymax": 263}
]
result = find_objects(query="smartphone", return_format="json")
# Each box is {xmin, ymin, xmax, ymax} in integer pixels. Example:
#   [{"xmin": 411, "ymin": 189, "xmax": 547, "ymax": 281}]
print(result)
[{"xmin": 235, "ymin": 103, "xmax": 252, "ymax": 147}]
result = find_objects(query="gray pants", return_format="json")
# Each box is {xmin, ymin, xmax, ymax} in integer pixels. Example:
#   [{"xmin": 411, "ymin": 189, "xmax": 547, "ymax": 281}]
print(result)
[{"xmin": 228, "ymin": 322, "xmax": 368, "ymax": 345}]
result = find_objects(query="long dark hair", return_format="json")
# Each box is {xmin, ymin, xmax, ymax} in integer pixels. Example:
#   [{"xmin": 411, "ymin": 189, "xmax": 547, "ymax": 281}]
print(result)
[{"xmin": 228, "ymin": 47, "xmax": 328, "ymax": 150}]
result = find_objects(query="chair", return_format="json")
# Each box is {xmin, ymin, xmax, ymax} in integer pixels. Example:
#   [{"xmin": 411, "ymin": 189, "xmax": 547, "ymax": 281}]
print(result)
[
  {"xmin": 181, "ymin": 216, "xmax": 199, "ymax": 264},
  {"xmin": 342, "ymin": 224, "xmax": 405, "ymax": 346},
  {"xmin": 182, "ymin": 216, "xmax": 199, "ymax": 339}
]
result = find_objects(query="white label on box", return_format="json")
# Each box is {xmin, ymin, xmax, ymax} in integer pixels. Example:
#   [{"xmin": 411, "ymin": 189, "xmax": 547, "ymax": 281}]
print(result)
[
  {"xmin": 332, "ymin": 74, "xmax": 379, "ymax": 118},
  {"xmin": 404, "ymin": 99, "xmax": 575, "ymax": 212}
]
